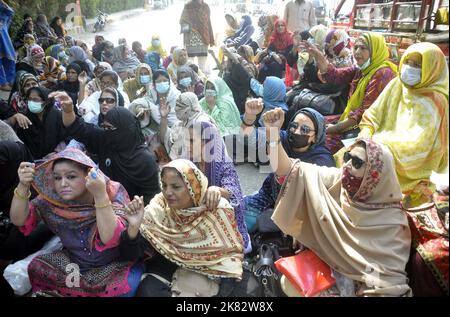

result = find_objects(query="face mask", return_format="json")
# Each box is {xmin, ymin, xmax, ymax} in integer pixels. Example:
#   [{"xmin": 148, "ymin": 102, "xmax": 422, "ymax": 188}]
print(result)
[
  {"xmin": 155, "ymin": 81, "xmax": 170, "ymax": 94},
  {"xmin": 288, "ymin": 131, "xmax": 310, "ymax": 149},
  {"xmin": 140, "ymin": 75, "xmax": 151, "ymax": 85},
  {"xmin": 204, "ymin": 89, "xmax": 217, "ymax": 97},
  {"xmin": 250, "ymin": 78, "xmax": 264, "ymax": 97},
  {"xmin": 27, "ymin": 100, "xmax": 44, "ymax": 114},
  {"xmin": 179, "ymin": 77, "xmax": 192, "ymax": 87},
  {"xmin": 341, "ymin": 168, "xmax": 363, "ymax": 197},
  {"xmin": 307, "ymin": 37, "xmax": 315, "ymax": 45},
  {"xmin": 400, "ymin": 64, "xmax": 421, "ymax": 86},
  {"xmin": 152, "ymin": 40, "xmax": 160, "ymax": 47},
  {"xmin": 359, "ymin": 58, "xmax": 371, "ymax": 71}
]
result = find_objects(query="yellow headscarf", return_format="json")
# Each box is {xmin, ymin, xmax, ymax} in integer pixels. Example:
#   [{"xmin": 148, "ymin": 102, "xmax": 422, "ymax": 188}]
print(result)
[
  {"xmin": 146, "ymin": 35, "xmax": 167, "ymax": 58},
  {"xmin": 359, "ymin": 42, "xmax": 449, "ymax": 207},
  {"xmin": 399, "ymin": 42, "xmax": 449, "ymax": 99},
  {"xmin": 339, "ymin": 32, "xmax": 398, "ymax": 122}
]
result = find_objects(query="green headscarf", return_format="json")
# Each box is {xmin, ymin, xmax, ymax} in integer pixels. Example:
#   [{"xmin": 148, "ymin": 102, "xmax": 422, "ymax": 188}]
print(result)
[
  {"xmin": 339, "ymin": 32, "xmax": 398, "ymax": 123},
  {"xmin": 199, "ymin": 76, "xmax": 241, "ymax": 137}
]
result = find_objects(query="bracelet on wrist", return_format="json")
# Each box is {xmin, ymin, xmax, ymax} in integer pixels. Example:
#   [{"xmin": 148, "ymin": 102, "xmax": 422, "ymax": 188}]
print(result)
[
  {"xmin": 242, "ymin": 119, "xmax": 255, "ymax": 127},
  {"xmin": 14, "ymin": 187, "xmax": 31, "ymax": 200},
  {"xmin": 94, "ymin": 200, "xmax": 112, "ymax": 209}
]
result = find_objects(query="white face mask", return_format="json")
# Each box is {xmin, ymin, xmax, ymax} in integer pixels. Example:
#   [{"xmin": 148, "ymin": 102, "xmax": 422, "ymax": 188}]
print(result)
[
  {"xmin": 359, "ymin": 58, "xmax": 371, "ymax": 71},
  {"xmin": 400, "ymin": 64, "xmax": 422, "ymax": 87}
]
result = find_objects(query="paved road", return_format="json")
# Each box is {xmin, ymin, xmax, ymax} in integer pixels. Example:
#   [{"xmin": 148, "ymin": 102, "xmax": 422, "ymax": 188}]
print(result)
[{"xmin": 69, "ymin": 1, "xmax": 283, "ymax": 58}]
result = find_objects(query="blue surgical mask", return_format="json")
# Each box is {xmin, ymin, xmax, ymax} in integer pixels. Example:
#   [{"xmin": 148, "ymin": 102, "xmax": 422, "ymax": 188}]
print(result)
[
  {"xmin": 250, "ymin": 78, "xmax": 264, "ymax": 97},
  {"xmin": 152, "ymin": 40, "xmax": 160, "ymax": 47},
  {"xmin": 27, "ymin": 100, "xmax": 44, "ymax": 114},
  {"xmin": 359, "ymin": 58, "xmax": 371, "ymax": 71},
  {"xmin": 400, "ymin": 64, "xmax": 421, "ymax": 86},
  {"xmin": 179, "ymin": 77, "xmax": 192, "ymax": 87},
  {"xmin": 140, "ymin": 75, "xmax": 151, "ymax": 85},
  {"xmin": 155, "ymin": 81, "xmax": 170, "ymax": 94},
  {"xmin": 204, "ymin": 89, "xmax": 217, "ymax": 97}
]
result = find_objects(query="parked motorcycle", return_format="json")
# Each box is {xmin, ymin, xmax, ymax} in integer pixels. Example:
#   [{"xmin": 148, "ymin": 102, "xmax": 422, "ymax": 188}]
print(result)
[{"xmin": 93, "ymin": 10, "xmax": 108, "ymax": 33}]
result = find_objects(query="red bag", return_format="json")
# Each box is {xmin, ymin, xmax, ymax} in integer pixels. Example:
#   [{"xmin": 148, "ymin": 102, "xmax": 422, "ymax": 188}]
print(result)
[{"xmin": 275, "ymin": 249, "xmax": 336, "ymax": 297}]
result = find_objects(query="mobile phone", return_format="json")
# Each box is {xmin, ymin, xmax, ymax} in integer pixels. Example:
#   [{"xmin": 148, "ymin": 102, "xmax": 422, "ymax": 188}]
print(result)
[{"xmin": 54, "ymin": 99, "xmax": 62, "ymax": 111}]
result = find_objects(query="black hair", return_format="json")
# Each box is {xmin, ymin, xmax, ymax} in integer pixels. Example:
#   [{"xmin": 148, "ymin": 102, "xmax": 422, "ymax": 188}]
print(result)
[
  {"xmin": 152, "ymin": 69, "xmax": 170, "ymax": 84},
  {"xmin": 66, "ymin": 62, "xmax": 82, "ymax": 75},
  {"xmin": 25, "ymin": 86, "xmax": 48, "ymax": 103},
  {"xmin": 52, "ymin": 158, "xmax": 89, "ymax": 174},
  {"xmin": 299, "ymin": 30, "xmax": 312, "ymax": 41}
]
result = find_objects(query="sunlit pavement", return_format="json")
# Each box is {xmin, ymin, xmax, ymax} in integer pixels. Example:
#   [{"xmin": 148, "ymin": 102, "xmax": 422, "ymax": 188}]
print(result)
[{"xmin": 69, "ymin": 1, "xmax": 284, "ymax": 59}]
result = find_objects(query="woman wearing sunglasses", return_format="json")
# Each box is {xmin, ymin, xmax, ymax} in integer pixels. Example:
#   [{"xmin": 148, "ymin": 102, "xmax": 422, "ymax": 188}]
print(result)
[
  {"xmin": 263, "ymin": 107, "xmax": 412, "ymax": 297},
  {"xmin": 243, "ymin": 105, "xmax": 335, "ymax": 233},
  {"xmin": 50, "ymin": 91, "xmax": 160, "ymax": 206},
  {"xmin": 96, "ymin": 87, "xmax": 124, "ymax": 127}
]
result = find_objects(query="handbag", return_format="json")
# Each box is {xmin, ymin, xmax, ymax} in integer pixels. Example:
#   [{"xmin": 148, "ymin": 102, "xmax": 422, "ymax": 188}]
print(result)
[
  {"xmin": 253, "ymin": 244, "xmax": 285, "ymax": 297},
  {"xmin": 170, "ymin": 267, "xmax": 220, "ymax": 297},
  {"xmin": 292, "ymin": 88, "xmax": 338, "ymax": 116},
  {"xmin": 274, "ymin": 249, "xmax": 336, "ymax": 297}
]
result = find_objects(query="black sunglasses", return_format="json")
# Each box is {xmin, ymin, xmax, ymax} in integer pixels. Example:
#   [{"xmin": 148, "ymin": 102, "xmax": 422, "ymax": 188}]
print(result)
[
  {"xmin": 343, "ymin": 152, "xmax": 366, "ymax": 169},
  {"xmin": 289, "ymin": 122, "xmax": 315, "ymax": 135},
  {"xmin": 98, "ymin": 98, "xmax": 116, "ymax": 104}
]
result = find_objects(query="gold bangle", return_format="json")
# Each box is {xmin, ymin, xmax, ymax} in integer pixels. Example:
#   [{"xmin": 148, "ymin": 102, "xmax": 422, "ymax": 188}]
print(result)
[
  {"xmin": 14, "ymin": 187, "xmax": 31, "ymax": 200},
  {"xmin": 94, "ymin": 201, "xmax": 112, "ymax": 209}
]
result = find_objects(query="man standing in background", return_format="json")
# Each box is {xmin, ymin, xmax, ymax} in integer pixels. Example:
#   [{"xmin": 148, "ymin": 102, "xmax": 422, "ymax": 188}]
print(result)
[{"xmin": 283, "ymin": 0, "xmax": 317, "ymax": 33}]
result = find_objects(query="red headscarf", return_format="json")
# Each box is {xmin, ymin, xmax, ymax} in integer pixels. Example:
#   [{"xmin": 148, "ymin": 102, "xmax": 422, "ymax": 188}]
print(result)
[{"xmin": 269, "ymin": 19, "xmax": 293, "ymax": 52}]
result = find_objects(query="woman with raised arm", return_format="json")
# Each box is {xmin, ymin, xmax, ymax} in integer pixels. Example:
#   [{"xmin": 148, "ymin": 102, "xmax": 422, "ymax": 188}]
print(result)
[
  {"xmin": 55, "ymin": 91, "xmax": 160, "ymax": 205},
  {"xmin": 262, "ymin": 107, "xmax": 412, "ymax": 297},
  {"xmin": 304, "ymin": 32, "xmax": 397, "ymax": 154}
]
